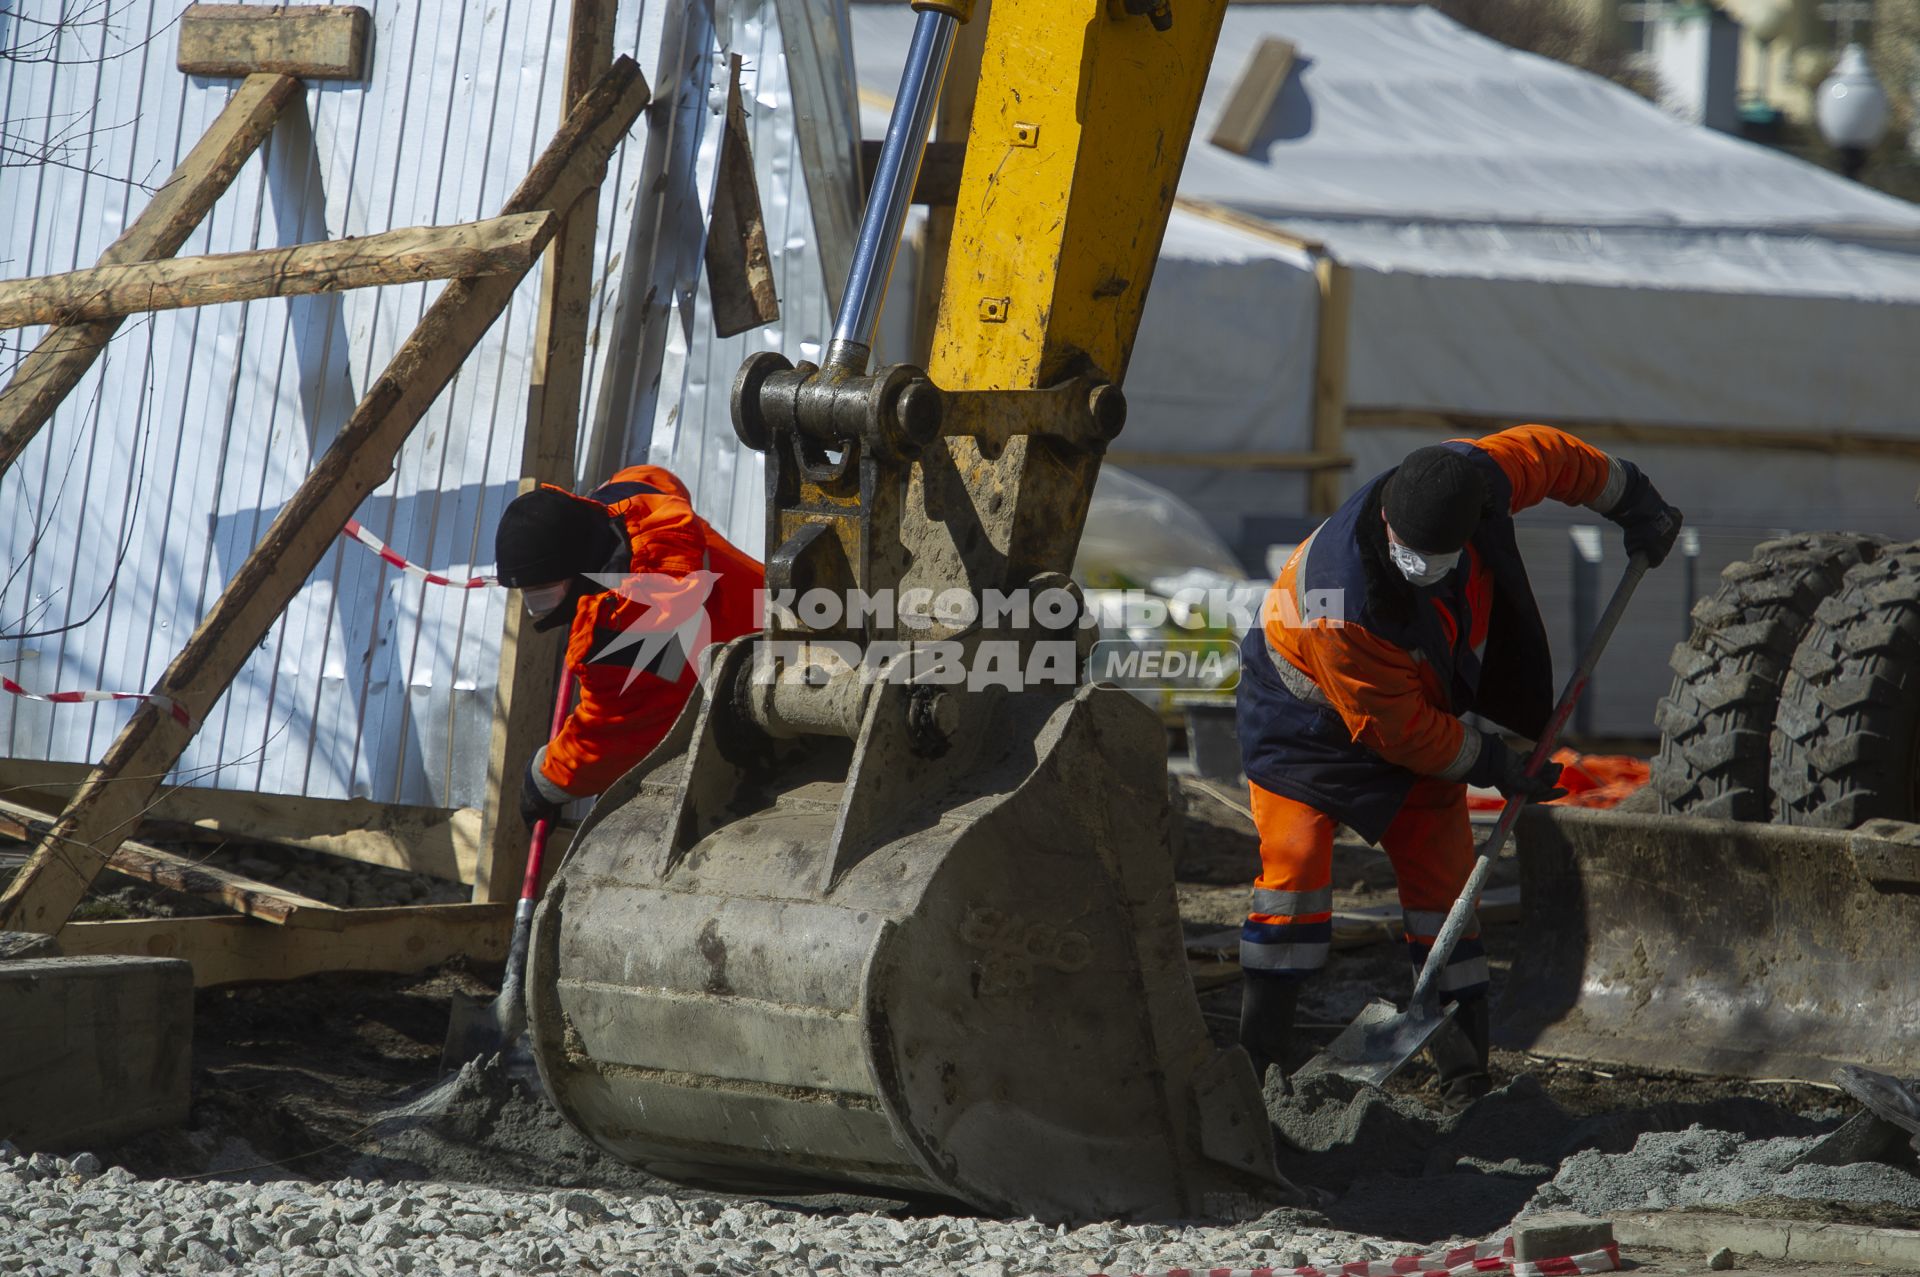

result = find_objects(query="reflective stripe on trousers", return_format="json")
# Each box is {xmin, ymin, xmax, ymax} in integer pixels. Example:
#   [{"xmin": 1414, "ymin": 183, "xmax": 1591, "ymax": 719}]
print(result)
[{"xmin": 1240, "ymin": 917, "xmax": 1332, "ymax": 977}]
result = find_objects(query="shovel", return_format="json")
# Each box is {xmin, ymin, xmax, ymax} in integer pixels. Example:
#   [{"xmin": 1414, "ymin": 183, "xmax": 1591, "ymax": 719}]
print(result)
[
  {"xmin": 442, "ymin": 670, "xmax": 575, "ymax": 1072},
  {"xmin": 1294, "ymin": 553, "xmax": 1650, "ymax": 1088}
]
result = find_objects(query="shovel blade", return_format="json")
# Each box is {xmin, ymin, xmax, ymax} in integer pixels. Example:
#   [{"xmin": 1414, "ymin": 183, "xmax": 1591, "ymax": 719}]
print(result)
[
  {"xmin": 1293, "ymin": 998, "xmax": 1456, "ymax": 1090},
  {"xmin": 440, "ymin": 989, "xmax": 512, "ymax": 1074}
]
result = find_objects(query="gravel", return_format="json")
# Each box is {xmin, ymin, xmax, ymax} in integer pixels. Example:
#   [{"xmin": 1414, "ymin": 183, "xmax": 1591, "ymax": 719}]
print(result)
[
  {"xmin": 1531, "ymin": 1125, "xmax": 1920, "ymax": 1218},
  {"xmin": 0, "ymin": 1142, "xmax": 1419, "ymax": 1277}
]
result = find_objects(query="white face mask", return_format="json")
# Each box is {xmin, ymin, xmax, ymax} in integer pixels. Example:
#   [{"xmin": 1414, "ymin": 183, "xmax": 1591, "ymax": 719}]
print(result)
[
  {"xmin": 1389, "ymin": 541, "xmax": 1460, "ymax": 586},
  {"xmin": 521, "ymin": 581, "xmax": 572, "ymax": 618}
]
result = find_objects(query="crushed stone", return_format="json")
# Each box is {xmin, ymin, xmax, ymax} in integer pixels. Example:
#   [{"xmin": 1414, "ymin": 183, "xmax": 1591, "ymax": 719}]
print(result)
[{"xmin": 0, "ymin": 1142, "xmax": 1424, "ymax": 1277}]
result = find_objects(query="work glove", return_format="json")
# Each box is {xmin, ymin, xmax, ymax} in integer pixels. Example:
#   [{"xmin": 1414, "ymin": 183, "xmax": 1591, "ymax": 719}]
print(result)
[
  {"xmin": 1464, "ymin": 733, "xmax": 1567, "ymax": 804},
  {"xmin": 1605, "ymin": 461, "xmax": 1684, "ymax": 568},
  {"xmin": 519, "ymin": 758, "xmax": 566, "ymax": 829}
]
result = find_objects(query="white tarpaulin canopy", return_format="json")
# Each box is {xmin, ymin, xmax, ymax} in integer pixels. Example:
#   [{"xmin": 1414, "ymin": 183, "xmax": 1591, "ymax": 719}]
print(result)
[
  {"xmin": 850, "ymin": 1, "xmax": 1920, "ymax": 733},
  {"xmin": 852, "ymin": 3, "xmax": 1920, "ymax": 530}
]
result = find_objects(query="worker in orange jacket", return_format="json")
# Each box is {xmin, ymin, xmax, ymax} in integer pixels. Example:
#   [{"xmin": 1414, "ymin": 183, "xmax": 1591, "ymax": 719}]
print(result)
[
  {"xmin": 1235, "ymin": 426, "xmax": 1681, "ymax": 1104},
  {"xmin": 494, "ymin": 465, "xmax": 764, "ymax": 828}
]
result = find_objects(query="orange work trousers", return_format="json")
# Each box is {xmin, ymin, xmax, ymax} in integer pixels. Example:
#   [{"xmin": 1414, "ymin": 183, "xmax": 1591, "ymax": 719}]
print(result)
[{"xmin": 1239, "ymin": 777, "xmax": 1490, "ymax": 1000}]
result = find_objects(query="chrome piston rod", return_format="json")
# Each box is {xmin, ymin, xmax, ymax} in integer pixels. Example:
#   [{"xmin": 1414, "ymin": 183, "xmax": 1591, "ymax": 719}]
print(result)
[{"xmin": 825, "ymin": 6, "xmax": 958, "ymax": 373}]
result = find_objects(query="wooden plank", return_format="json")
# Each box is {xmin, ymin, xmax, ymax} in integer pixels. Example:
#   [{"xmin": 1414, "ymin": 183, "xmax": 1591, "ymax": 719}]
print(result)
[
  {"xmin": 0, "ymin": 72, "xmax": 298, "ymax": 486},
  {"xmin": 1209, "ymin": 37, "xmax": 1297, "ymax": 156},
  {"xmin": 1309, "ymin": 257, "xmax": 1353, "ymax": 515},
  {"xmin": 0, "ymin": 212, "xmax": 554, "ymax": 330},
  {"xmin": 476, "ymin": 0, "xmax": 616, "ymax": 906},
  {"xmin": 858, "ymin": 139, "xmax": 967, "ymax": 207},
  {"xmin": 0, "ymin": 58, "xmax": 652, "ymax": 937},
  {"xmin": 103, "ymin": 844, "xmax": 334, "ymax": 925},
  {"xmin": 705, "ymin": 53, "xmax": 780, "ymax": 339},
  {"xmin": 1105, "ymin": 448, "xmax": 1351, "ymax": 471},
  {"xmin": 59, "ymin": 904, "xmax": 512, "ymax": 987},
  {"xmin": 177, "ymin": 4, "xmax": 370, "ymax": 80},
  {"xmin": 1172, "ymin": 196, "xmax": 1325, "ymax": 254},
  {"xmin": 0, "ymin": 759, "xmax": 484, "ymax": 883},
  {"xmin": 1345, "ymin": 407, "xmax": 1920, "ymax": 462},
  {"xmin": 0, "ymin": 796, "xmax": 334, "ymax": 924}
]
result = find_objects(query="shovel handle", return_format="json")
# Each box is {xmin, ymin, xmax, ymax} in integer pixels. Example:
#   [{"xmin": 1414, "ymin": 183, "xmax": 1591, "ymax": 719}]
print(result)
[
  {"xmin": 1409, "ymin": 553, "xmax": 1649, "ymax": 1010},
  {"xmin": 518, "ymin": 670, "xmax": 577, "ymax": 905}
]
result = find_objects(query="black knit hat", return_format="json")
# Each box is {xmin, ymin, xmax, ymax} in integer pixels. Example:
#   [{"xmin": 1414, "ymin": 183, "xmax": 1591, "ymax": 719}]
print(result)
[
  {"xmin": 1381, "ymin": 446, "xmax": 1488, "ymax": 554},
  {"xmin": 495, "ymin": 489, "xmax": 620, "ymax": 587}
]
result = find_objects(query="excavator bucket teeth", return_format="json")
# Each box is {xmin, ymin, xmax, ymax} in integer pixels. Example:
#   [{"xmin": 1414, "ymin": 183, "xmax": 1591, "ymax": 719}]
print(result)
[
  {"xmin": 526, "ymin": 638, "xmax": 1298, "ymax": 1222},
  {"xmin": 1496, "ymin": 805, "xmax": 1920, "ymax": 1080}
]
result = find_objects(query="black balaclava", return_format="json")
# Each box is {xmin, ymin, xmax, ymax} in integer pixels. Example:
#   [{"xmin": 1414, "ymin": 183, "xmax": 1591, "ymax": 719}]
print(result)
[
  {"xmin": 1381, "ymin": 446, "xmax": 1489, "ymax": 554},
  {"xmin": 495, "ymin": 489, "xmax": 627, "ymax": 631}
]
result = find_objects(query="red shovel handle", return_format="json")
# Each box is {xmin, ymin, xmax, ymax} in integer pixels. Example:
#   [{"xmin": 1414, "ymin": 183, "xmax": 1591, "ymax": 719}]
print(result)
[{"xmin": 518, "ymin": 671, "xmax": 576, "ymax": 904}]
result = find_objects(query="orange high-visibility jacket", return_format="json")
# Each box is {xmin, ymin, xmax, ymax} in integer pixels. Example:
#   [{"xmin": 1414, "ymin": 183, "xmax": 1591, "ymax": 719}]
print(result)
[
  {"xmin": 537, "ymin": 465, "xmax": 763, "ymax": 797},
  {"xmin": 1261, "ymin": 426, "xmax": 1614, "ymax": 781}
]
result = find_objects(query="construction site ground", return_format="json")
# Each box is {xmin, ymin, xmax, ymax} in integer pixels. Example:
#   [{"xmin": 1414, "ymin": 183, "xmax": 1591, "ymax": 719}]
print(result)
[{"xmin": 5, "ymin": 780, "xmax": 1920, "ymax": 1275}]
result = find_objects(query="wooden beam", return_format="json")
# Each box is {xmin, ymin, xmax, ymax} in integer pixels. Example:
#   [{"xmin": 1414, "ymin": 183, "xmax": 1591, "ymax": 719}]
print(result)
[
  {"xmin": 1345, "ymin": 408, "xmax": 1920, "ymax": 462},
  {"xmin": 0, "ymin": 796, "xmax": 335, "ymax": 925},
  {"xmin": 1309, "ymin": 257, "xmax": 1354, "ymax": 515},
  {"xmin": 103, "ymin": 844, "xmax": 335, "ymax": 925},
  {"xmin": 858, "ymin": 139, "xmax": 967, "ymax": 207},
  {"xmin": 0, "ymin": 212, "xmax": 554, "ymax": 330},
  {"xmin": 1209, "ymin": 37, "xmax": 1297, "ymax": 156},
  {"xmin": 1105, "ymin": 448, "xmax": 1351, "ymax": 472},
  {"xmin": 0, "ymin": 759, "xmax": 484, "ymax": 883},
  {"xmin": 1171, "ymin": 196, "xmax": 1324, "ymax": 254},
  {"xmin": 177, "ymin": 4, "xmax": 370, "ymax": 80},
  {"xmin": 0, "ymin": 72, "xmax": 298, "ymax": 487},
  {"xmin": 704, "ymin": 53, "xmax": 780, "ymax": 339},
  {"xmin": 477, "ymin": 0, "xmax": 617, "ymax": 906},
  {"xmin": 58, "ymin": 904, "xmax": 512, "ymax": 987},
  {"xmin": 0, "ymin": 58, "xmax": 651, "ymax": 936}
]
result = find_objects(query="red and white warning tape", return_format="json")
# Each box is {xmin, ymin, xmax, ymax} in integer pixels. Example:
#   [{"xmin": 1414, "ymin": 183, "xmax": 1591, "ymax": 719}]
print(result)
[
  {"xmin": 1, "ymin": 675, "xmax": 190, "ymax": 726},
  {"xmin": 1086, "ymin": 1237, "xmax": 1620, "ymax": 1277},
  {"xmin": 340, "ymin": 519, "xmax": 497, "ymax": 589},
  {"xmin": 0, "ymin": 521, "xmax": 493, "ymax": 728}
]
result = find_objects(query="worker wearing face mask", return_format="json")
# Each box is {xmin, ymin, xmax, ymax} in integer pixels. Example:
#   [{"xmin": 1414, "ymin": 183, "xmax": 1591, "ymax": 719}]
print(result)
[
  {"xmin": 493, "ymin": 466, "xmax": 764, "ymax": 832},
  {"xmin": 1233, "ymin": 426, "xmax": 1681, "ymax": 1104}
]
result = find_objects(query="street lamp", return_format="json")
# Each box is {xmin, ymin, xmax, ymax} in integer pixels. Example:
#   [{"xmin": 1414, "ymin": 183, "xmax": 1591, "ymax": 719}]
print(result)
[
  {"xmin": 1817, "ymin": 44, "xmax": 1891, "ymax": 177},
  {"xmin": 1815, "ymin": 0, "xmax": 1889, "ymax": 180}
]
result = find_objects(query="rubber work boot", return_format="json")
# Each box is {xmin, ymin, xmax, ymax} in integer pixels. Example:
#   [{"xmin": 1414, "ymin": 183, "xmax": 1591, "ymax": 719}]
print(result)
[
  {"xmin": 1430, "ymin": 995, "xmax": 1493, "ymax": 1113},
  {"xmin": 1239, "ymin": 976, "xmax": 1300, "ymax": 1095}
]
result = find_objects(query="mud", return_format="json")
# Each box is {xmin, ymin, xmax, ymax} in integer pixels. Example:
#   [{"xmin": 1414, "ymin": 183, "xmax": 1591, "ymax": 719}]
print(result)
[
  {"xmin": 338, "ymin": 1052, "xmax": 667, "ymax": 1191},
  {"xmin": 1536, "ymin": 1126, "xmax": 1920, "ymax": 1222},
  {"xmin": 1262, "ymin": 1070, "xmax": 1895, "ymax": 1242}
]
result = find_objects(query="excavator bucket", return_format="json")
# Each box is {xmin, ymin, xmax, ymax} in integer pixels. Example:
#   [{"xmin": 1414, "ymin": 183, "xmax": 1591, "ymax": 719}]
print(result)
[
  {"xmin": 1496, "ymin": 805, "xmax": 1920, "ymax": 1080},
  {"xmin": 525, "ymin": 638, "xmax": 1290, "ymax": 1219}
]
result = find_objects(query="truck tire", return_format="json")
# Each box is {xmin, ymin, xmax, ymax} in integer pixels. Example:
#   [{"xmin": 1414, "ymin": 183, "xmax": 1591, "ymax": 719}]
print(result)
[
  {"xmin": 1773, "ymin": 543, "xmax": 1920, "ymax": 827},
  {"xmin": 1651, "ymin": 532, "xmax": 1883, "ymax": 821}
]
